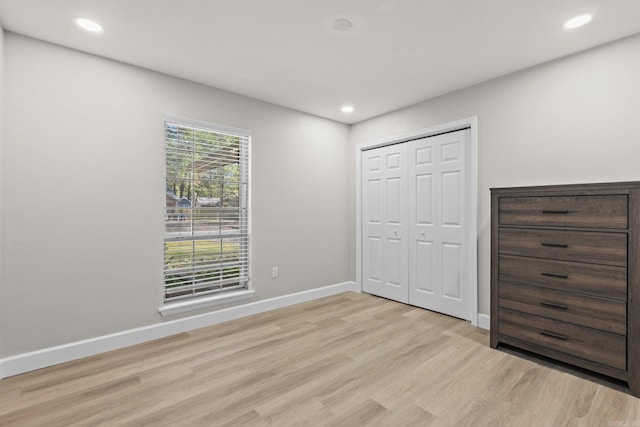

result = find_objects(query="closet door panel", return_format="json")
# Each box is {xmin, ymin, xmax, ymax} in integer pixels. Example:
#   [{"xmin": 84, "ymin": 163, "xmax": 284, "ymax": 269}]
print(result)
[
  {"xmin": 362, "ymin": 144, "xmax": 408, "ymax": 303},
  {"xmin": 362, "ymin": 128, "xmax": 472, "ymax": 319},
  {"xmin": 416, "ymin": 173, "xmax": 434, "ymax": 225},
  {"xmin": 442, "ymin": 242, "xmax": 463, "ymax": 300},
  {"xmin": 409, "ymin": 129, "xmax": 472, "ymax": 320},
  {"xmin": 442, "ymin": 171, "xmax": 462, "ymax": 226},
  {"xmin": 363, "ymin": 150, "xmax": 384, "ymax": 296},
  {"xmin": 366, "ymin": 236, "xmax": 382, "ymax": 283},
  {"xmin": 414, "ymin": 239, "xmax": 435, "ymax": 294}
]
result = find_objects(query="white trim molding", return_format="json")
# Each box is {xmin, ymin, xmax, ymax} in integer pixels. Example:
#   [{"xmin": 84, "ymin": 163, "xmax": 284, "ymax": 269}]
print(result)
[
  {"xmin": 0, "ymin": 281, "xmax": 356, "ymax": 379},
  {"xmin": 477, "ymin": 314, "xmax": 490, "ymax": 330},
  {"xmin": 355, "ymin": 116, "xmax": 480, "ymax": 326},
  {"xmin": 159, "ymin": 290, "xmax": 256, "ymax": 316}
]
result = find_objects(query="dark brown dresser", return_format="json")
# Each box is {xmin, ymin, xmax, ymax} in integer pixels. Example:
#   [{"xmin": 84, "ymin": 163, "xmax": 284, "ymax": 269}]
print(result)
[{"xmin": 490, "ymin": 182, "xmax": 640, "ymax": 397}]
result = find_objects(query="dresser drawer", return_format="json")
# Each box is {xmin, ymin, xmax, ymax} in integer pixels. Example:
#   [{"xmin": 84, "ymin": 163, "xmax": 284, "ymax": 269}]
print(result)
[
  {"xmin": 499, "ymin": 195, "xmax": 628, "ymax": 229},
  {"xmin": 498, "ymin": 255, "xmax": 627, "ymax": 300},
  {"xmin": 499, "ymin": 228, "xmax": 627, "ymax": 267},
  {"xmin": 498, "ymin": 308, "xmax": 626, "ymax": 370},
  {"xmin": 498, "ymin": 282, "xmax": 626, "ymax": 335}
]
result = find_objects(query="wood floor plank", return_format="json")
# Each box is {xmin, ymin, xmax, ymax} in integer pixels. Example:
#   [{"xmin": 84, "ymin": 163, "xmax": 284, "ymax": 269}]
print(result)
[{"xmin": 0, "ymin": 292, "xmax": 638, "ymax": 426}]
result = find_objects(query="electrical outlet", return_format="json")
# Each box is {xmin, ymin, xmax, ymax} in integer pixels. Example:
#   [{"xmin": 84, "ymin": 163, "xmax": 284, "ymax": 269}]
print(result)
[{"xmin": 272, "ymin": 267, "xmax": 279, "ymax": 279}]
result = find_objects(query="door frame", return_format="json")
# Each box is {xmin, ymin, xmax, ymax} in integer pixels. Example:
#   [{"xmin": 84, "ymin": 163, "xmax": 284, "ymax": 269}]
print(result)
[{"xmin": 356, "ymin": 116, "xmax": 479, "ymax": 326}]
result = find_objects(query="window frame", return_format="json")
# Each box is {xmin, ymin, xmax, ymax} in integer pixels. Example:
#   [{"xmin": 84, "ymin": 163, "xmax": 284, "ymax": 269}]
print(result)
[{"xmin": 160, "ymin": 116, "xmax": 252, "ymax": 316}]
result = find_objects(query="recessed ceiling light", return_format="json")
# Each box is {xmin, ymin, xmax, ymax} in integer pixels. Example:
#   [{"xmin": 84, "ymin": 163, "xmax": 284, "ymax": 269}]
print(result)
[
  {"xmin": 75, "ymin": 17, "xmax": 104, "ymax": 33},
  {"xmin": 563, "ymin": 14, "xmax": 592, "ymax": 30},
  {"xmin": 341, "ymin": 105, "xmax": 354, "ymax": 113}
]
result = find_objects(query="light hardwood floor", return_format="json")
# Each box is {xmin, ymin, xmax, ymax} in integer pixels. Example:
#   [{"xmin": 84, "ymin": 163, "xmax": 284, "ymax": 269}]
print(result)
[{"xmin": 0, "ymin": 292, "xmax": 638, "ymax": 426}]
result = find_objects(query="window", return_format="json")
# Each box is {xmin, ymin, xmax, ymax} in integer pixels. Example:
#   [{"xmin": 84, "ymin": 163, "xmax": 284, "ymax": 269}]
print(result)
[{"xmin": 164, "ymin": 119, "xmax": 249, "ymax": 303}]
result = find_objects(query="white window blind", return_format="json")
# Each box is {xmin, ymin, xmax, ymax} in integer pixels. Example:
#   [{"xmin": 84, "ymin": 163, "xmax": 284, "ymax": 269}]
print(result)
[{"xmin": 164, "ymin": 120, "xmax": 249, "ymax": 302}]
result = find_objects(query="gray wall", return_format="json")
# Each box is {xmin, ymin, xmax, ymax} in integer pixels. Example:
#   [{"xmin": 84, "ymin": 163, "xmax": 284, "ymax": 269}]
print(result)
[
  {"xmin": 350, "ymin": 33, "xmax": 640, "ymax": 317},
  {"xmin": 0, "ymin": 26, "xmax": 5, "ymax": 358},
  {"xmin": 4, "ymin": 28, "xmax": 640, "ymax": 359},
  {"xmin": 1, "ymin": 34, "xmax": 351, "ymax": 356}
]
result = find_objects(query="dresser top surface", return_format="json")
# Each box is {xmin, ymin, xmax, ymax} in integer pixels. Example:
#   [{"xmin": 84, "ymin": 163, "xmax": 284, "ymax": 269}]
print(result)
[{"xmin": 491, "ymin": 181, "xmax": 640, "ymax": 195}]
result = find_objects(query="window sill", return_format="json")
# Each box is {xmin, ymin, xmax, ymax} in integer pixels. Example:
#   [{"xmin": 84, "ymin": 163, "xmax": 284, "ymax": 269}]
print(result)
[{"xmin": 159, "ymin": 290, "xmax": 256, "ymax": 317}]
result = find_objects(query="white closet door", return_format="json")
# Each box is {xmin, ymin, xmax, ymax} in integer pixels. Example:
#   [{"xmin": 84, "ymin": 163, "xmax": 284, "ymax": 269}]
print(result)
[
  {"xmin": 408, "ymin": 129, "xmax": 472, "ymax": 320},
  {"xmin": 362, "ymin": 144, "xmax": 409, "ymax": 303}
]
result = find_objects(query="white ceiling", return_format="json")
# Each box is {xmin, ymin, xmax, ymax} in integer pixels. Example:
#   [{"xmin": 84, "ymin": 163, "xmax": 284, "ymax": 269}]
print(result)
[{"xmin": 1, "ymin": 0, "xmax": 640, "ymax": 124}]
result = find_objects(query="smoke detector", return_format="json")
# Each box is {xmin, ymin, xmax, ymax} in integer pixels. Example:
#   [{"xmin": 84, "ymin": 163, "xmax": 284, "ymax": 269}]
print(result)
[
  {"xmin": 324, "ymin": 14, "xmax": 361, "ymax": 35},
  {"xmin": 332, "ymin": 18, "xmax": 353, "ymax": 32}
]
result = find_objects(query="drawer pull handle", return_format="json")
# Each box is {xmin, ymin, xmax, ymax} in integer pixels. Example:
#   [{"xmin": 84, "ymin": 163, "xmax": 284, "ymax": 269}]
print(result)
[
  {"xmin": 542, "ymin": 209, "xmax": 570, "ymax": 214},
  {"xmin": 541, "ymin": 243, "xmax": 568, "ymax": 248},
  {"xmin": 540, "ymin": 331, "xmax": 568, "ymax": 340},
  {"xmin": 541, "ymin": 272, "xmax": 568, "ymax": 279},
  {"xmin": 540, "ymin": 301, "xmax": 568, "ymax": 310}
]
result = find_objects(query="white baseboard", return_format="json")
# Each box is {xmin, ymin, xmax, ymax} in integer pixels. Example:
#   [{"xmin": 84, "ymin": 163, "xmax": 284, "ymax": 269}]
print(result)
[
  {"xmin": 477, "ymin": 313, "xmax": 490, "ymax": 330},
  {"xmin": 0, "ymin": 281, "xmax": 356, "ymax": 379}
]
